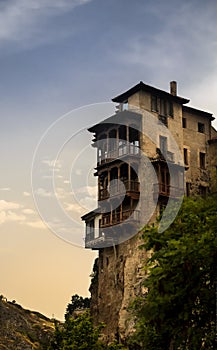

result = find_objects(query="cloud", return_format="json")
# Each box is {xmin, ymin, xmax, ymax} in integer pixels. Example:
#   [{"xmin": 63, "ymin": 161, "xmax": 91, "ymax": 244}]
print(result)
[
  {"xmin": 22, "ymin": 208, "xmax": 35, "ymax": 215},
  {"xmin": 0, "ymin": 200, "xmax": 21, "ymax": 211},
  {"xmin": 63, "ymin": 180, "xmax": 70, "ymax": 184},
  {"xmin": 0, "ymin": 0, "xmax": 92, "ymax": 48},
  {"xmin": 23, "ymin": 191, "xmax": 31, "ymax": 197},
  {"xmin": 111, "ymin": 1, "xmax": 217, "ymax": 86},
  {"xmin": 0, "ymin": 199, "xmax": 50, "ymax": 229},
  {"xmin": 42, "ymin": 159, "xmax": 62, "ymax": 169},
  {"xmin": 0, "ymin": 210, "xmax": 26, "ymax": 225},
  {"xmin": 25, "ymin": 220, "xmax": 47, "ymax": 229},
  {"xmin": 34, "ymin": 188, "xmax": 54, "ymax": 198},
  {"xmin": 76, "ymin": 185, "xmax": 97, "ymax": 197}
]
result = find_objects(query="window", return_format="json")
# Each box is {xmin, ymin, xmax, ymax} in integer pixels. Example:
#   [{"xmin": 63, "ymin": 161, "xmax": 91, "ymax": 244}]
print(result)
[
  {"xmin": 186, "ymin": 182, "xmax": 191, "ymax": 197},
  {"xmin": 168, "ymin": 101, "xmax": 173, "ymax": 117},
  {"xmin": 199, "ymin": 185, "xmax": 206, "ymax": 197},
  {"xmin": 86, "ymin": 219, "xmax": 94, "ymax": 237},
  {"xmin": 123, "ymin": 102, "xmax": 128, "ymax": 111},
  {"xmin": 151, "ymin": 95, "xmax": 158, "ymax": 112},
  {"xmin": 182, "ymin": 118, "xmax": 187, "ymax": 128},
  {"xmin": 198, "ymin": 122, "xmax": 205, "ymax": 133},
  {"xmin": 199, "ymin": 152, "xmax": 206, "ymax": 169},
  {"xmin": 183, "ymin": 148, "xmax": 189, "ymax": 165},
  {"xmin": 152, "ymin": 96, "xmax": 173, "ymax": 117},
  {"xmin": 160, "ymin": 99, "xmax": 167, "ymax": 116},
  {"xmin": 160, "ymin": 136, "xmax": 168, "ymax": 155}
]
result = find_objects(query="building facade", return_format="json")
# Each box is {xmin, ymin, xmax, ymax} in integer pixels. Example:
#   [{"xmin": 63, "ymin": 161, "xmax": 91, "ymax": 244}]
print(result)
[{"xmin": 81, "ymin": 81, "xmax": 217, "ymax": 342}]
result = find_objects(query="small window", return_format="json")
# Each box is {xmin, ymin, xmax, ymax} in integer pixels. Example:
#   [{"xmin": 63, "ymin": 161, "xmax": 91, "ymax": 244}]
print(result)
[
  {"xmin": 182, "ymin": 118, "xmax": 187, "ymax": 128},
  {"xmin": 123, "ymin": 102, "xmax": 128, "ymax": 111},
  {"xmin": 199, "ymin": 185, "xmax": 206, "ymax": 197},
  {"xmin": 168, "ymin": 101, "xmax": 173, "ymax": 117},
  {"xmin": 160, "ymin": 99, "xmax": 167, "ymax": 116},
  {"xmin": 186, "ymin": 182, "xmax": 191, "ymax": 197},
  {"xmin": 199, "ymin": 152, "xmax": 206, "ymax": 169},
  {"xmin": 160, "ymin": 136, "xmax": 168, "ymax": 155},
  {"xmin": 151, "ymin": 95, "xmax": 158, "ymax": 112},
  {"xmin": 198, "ymin": 122, "xmax": 205, "ymax": 133},
  {"xmin": 183, "ymin": 148, "xmax": 189, "ymax": 165}
]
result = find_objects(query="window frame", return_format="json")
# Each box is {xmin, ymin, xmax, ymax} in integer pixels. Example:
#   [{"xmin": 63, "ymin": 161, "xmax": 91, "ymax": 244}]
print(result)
[
  {"xmin": 198, "ymin": 122, "xmax": 205, "ymax": 133},
  {"xmin": 199, "ymin": 152, "xmax": 206, "ymax": 169},
  {"xmin": 183, "ymin": 148, "xmax": 189, "ymax": 166},
  {"xmin": 182, "ymin": 118, "xmax": 187, "ymax": 128}
]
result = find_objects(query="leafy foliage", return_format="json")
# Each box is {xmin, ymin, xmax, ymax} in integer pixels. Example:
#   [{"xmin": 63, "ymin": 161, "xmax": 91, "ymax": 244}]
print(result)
[
  {"xmin": 49, "ymin": 296, "xmax": 127, "ymax": 350},
  {"xmin": 65, "ymin": 294, "xmax": 90, "ymax": 319},
  {"xmin": 132, "ymin": 196, "xmax": 217, "ymax": 349},
  {"xmin": 49, "ymin": 310, "xmax": 104, "ymax": 350}
]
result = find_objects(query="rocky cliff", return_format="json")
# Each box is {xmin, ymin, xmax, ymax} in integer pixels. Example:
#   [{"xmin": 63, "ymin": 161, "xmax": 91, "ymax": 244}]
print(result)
[
  {"xmin": 0, "ymin": 297, "xmax": 55, "ymax": 350},
  {"xmin": 89, "ymin": 232, "xmax": 148, "ymax": 343}
]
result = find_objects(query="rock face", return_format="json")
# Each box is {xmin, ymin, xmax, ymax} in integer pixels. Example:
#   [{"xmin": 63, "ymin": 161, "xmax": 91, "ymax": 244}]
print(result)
[
  {"xmin": 89, "ymin": 233, "xmax": 148, "ymax": 343},
  {"xmin": 0, "ymin": 298, "xmax": 54, "ymax": 350}
]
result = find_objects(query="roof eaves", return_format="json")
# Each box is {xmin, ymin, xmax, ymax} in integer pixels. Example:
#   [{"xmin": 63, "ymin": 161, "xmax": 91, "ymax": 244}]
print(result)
[
  {"xmin": 183, "ymin": 105, "xmax": 214, "ymax": 120},
  {"xmin": 112, "ymin": 81, "xmax": 190, "ymax": 104}
]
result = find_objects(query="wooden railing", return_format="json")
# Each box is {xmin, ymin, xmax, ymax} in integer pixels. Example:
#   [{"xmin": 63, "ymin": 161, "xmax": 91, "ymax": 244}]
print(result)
[
  {"xmin": 99, "ymin": 180, "xmax": 140, "ymax": 200},
  {"xmin": 100, "ymin": 209, "xmax": 140, "ymax": 228},
  {"xmin": 153, "ymin": 183, "xmax": 183, "ymax": 197},
  {"xmin": 98, "ymin": 145, "xmax": 140, "ymax": 165}
]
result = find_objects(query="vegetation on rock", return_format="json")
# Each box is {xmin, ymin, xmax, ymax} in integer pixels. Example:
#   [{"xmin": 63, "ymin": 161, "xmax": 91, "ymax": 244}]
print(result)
[
  {"xmin": 131, "ymin": 195, "xmax": 217, "ymax": 349},
  {"xmin": 49, "ymin": 295, "xmax": 127, "ymax": 350}
]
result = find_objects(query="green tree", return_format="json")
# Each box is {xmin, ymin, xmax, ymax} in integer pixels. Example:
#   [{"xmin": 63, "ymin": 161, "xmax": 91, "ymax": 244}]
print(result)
[
  {"xmin": 132, "ymin": 196, "xmax": 217, "ymax": 349},
  {"xmin": 49, "ymin": 310, "xmax": 104, "ymax": 350},
  {"xmin": 65, "ymin": 294, "xmax": 90, "ymax": 319},
  {"xmin": 49, "ymin": 310, "xmax": 127, "ymax": 350}
]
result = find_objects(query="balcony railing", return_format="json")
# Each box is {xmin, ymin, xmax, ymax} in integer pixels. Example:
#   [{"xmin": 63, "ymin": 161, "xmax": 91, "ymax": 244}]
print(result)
[
  {"xmin": 98, "ymin": 145, "xmax": 140, "ymax": 166},
  {"xmin": 158, "ymin": 115, "xmax": 168, "ymax": 127},
  {"xmin": 153, "ymin": 183, "xmax": 183, "ymax": 197},
  {"xmin": 85, "ymin": 234, "xmax": 107, "ymax": 249},
  {"xmin": 99, "ymin": 180, "xmax": 140, "ymax": 201},
  {"xmin": 100, "ymin": 209, "xmax": 140, "ymax": 228},
  {"xmin": 155, "ymin": 148, "xmax": 175, "ymax": 163}
]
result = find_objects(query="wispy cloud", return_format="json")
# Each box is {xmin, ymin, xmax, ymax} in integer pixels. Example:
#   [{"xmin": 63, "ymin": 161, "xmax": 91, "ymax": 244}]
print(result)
[
  {"xmin": 0, "ymin": 200, "xmax": 25, "ymax": 225},
  {"xmin": 76, "ymin": 185, "xmax": 97, "ymax": 197},
  {"xmin": 0, "ymin": 200, "xmax": 21, "ymax": 211},
  {"xmin": 25, "ymin": 220, "xmax": 47, "ymax": 229},
  {"xmin": 0, "ymin": 0, "xmax": 92, "ymax": 48},
  {"xmin": 34, "ymin": 188, "xmax": 54, "ymax": 198},
  {"xmin": 111, "ymin": 2, "xmax": 217, "ymax": 86},
  {"xmin": 0, "ymin": 199, "xmax": 47, "ymax": 229},
  {"xmin": 0, "ymin": 205, "xmax": 26, "ymax": 225},
  {"xmin": 22, "ymin": 208, "xmax": 35, "ymax": 215},
  {"xmin": 23, "ymin": 191, "xmax": 31, "ymax": 197}
]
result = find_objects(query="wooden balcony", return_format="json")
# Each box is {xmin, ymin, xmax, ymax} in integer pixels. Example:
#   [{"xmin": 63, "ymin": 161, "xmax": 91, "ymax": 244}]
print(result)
[
  {"xmin": 153, "ymin": 183, "xmax": 183, "ymax": 198},
  {"xmin": 100, "ymin": 209, "xmax": 140, "ymax": 228},
  {"xmin": 85, "ymin": 234, "xmax": 109, "ymax": 249},
  {"xmin": 155, "ymin": 148, "xmax": 175, "ymax": 163},
  {"xmin": 99, "ymin": 180, "xmax": 140, "ymax": 201},
  {"xmin": 97, "ymin": 145, "xmax": 140, "ymax": 166}
]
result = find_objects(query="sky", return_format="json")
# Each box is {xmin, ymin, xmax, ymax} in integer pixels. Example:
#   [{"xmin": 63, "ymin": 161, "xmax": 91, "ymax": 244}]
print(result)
[{"xmin": 1, "ymin": 0, "xmax": 217, "ymax": 320}]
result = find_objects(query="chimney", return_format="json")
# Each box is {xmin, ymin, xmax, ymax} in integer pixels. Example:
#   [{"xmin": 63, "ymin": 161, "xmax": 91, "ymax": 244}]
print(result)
[{"xmin": 170, "ymin": 81, "xmax": 177, "ymax": 96}]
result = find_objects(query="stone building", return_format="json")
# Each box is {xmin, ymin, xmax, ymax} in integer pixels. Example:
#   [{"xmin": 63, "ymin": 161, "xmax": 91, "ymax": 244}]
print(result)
[{"xmin": 81, "ymin": 81, "xmax": 217, "ymax": 342}]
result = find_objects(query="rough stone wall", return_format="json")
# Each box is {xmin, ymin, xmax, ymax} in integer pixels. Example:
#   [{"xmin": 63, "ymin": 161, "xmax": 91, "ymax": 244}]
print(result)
[
  {"xmin": 208, "ymin": 140, "xmax": 217, "ymax": 193},
  {"xmin": 90, "ymin": 232, "xmax": 148, "ymax": 343},
  {"xmin": 182, "ymin": 110, "xmax": 211, "ymax": 194}
]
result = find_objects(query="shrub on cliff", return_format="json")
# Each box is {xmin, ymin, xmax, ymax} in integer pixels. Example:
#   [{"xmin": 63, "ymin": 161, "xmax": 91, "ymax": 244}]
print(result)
[
  {"xmin": 49, "ymin": 308, "xmax": 127, "ymax": 350},
  {"xmin": 132, "ymin": 195, "xmax": 217, "ymax": 349}
]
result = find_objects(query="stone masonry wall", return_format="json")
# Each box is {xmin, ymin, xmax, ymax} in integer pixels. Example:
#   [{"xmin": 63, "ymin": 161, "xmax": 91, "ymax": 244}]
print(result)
[{"xmin": 90, "ymin": 232, "xmax": 148, "ymax": 343}]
